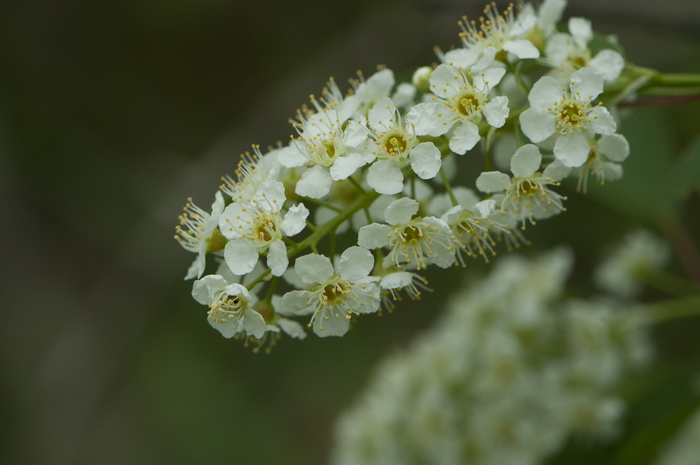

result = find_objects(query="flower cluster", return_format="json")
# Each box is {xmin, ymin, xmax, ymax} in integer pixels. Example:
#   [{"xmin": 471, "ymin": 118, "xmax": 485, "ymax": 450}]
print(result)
[
  {"xmin": 330, "ymin": 250, "xmax": 653, "ymax": 465},
  {"xmin": 175, "ymin": 0, "xmax": 641, "ymax": 345}
]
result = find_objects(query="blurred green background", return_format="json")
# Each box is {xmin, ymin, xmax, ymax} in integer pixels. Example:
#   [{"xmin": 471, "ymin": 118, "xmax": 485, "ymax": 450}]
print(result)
[{"xmin": 1, "ymin": 1, "xmax": 699, "ymax": 464}]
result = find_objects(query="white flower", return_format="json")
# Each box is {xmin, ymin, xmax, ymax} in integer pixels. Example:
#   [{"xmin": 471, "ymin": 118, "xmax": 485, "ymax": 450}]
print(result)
[
  {"xmin": 192, "ymin": 275, "xmax": 268, "ymax": 339},
  {"xmin": 575, "ymin": 133, "xmax": 630, "ymax": 192},
  {"xmin": 476, "ymin": 144, "xmax": 567, "ymax": 227},
  {"xmin": 520, "ymin": 67, "xmax": 617, "ymax": 167},
  {"xmin": 365, "ymin": 97, "xmax": 442, "ymax": 194},
  {"xmin": 278, "ymin": 247, "xmax": 380, "ymax": 337},
  {"xmin": 253, "ymin": 296, "xmax": 307, "ymax": 341},
  {"xmin": 379, "ymin": 271, "xmax": 430, "ymax": 310},
  {"xmin": 347, "ymin": 68, "xmax": 396, "ymax": 117},
  {"xmin": 219, "ymin": 180, "xmax": 308, "ymax": 276},
  {"xmin": 440, "ymin": 3, "xmax": 539, "ymax": 71},
  {"xmin": 358, "ymin": 197, "xmax": 456, "ymax": 270},
  {"xmin": 220, "ymin": 144, "xmax": 284, "ymax": 203},
  {"xmin": 175, "ymin": 192, "xmax": 226, "ymax": 280},
  {"xmin": 407, "ymin": 64, "xmax": 510, "ymax": 155},
  {"xmin": 544, "ymin": 17, "xmax": 625, "ymax": 83},
  {"xmin": 594, "ymin": 230, "xmax": 671, "ymax": 298},
  {"xmin": 281, "ymin": 88, "xmax": 372, "ymax": 199}
]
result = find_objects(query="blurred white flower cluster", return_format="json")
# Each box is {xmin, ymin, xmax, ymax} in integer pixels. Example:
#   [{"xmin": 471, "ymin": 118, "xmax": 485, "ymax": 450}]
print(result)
[
  {"xmin": 175, "ymin": 0, "xmax": 640, "ymax": 345},
  {"xmin": 330, "ymin": 250, "xmax": 653, "ymax": 465}
]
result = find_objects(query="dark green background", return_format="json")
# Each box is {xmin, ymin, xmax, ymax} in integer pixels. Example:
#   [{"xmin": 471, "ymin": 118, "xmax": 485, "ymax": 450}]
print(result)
[{"xmin": 1, "ymin": 1, "xmax": 699, "ymax": 464}]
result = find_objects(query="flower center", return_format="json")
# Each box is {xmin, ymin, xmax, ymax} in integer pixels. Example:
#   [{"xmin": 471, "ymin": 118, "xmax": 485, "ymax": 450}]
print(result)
[
  {"xmin": 554, "ymin": 99, "xmax": 588, "ymax": 133},
  {"xmin": 400, "ymin": 226, "xmax": 423, "ymax": 245},
  {"xmin": 456, "ymin": 90, "xmax": 481, "ymax": 118},
  {"xmin": 209, "ymin": 293, "xmax": 247, "ymax": 322},
  {"xmin": 321, "ymin": 279, "xmax": 350, "ymax": 305},
  {"xmin": 380, "ymin": 131, "xmax": 408, "ymax": 158}
]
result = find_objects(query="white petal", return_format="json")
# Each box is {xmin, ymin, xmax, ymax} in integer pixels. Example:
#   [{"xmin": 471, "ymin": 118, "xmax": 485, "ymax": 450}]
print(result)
[
  {"xmin": 590, "ymin": 50, "xmax": 625, "ymax": 82},
  {"xmin": 473, "ymin": 68, "xmax": 507, "ymax": 93},
  {"xmin": 368, "ymin": 97, "xmax": 398, "ymax": 133},
  {"xmin": 450, "ymin": 121, "xmax": 481, "ymax": 155},
  {"xmin": 330, "ymin": 152, "xmax": 366, "ymax": 181},
  {"xmin": 598, "ymin": 134, "xmax": 629, "ymax": 162},
  {"xmin": 219, "ymin": 201, "xmax": 254, "ymax": 240},
  {"xmin": 441, "ymin": 205, "xmax": 463, "ymax": 224},
  {"xmin": 511, "ymin": 144, "xmax": 542, "ymax": 177},
  {"xmin": 442, "ymin": 48, "xmax": 480, "ymax": 69},
  {"xmin": 343, "ymin": 121, "xmax": 370, "ymax": 147},
  {"xmin": 473, "ymin": 47, "xmax": 497, "ymax": 71},
  {"xmin": 313, "ymin": 310, "xmax": 350, "ymax": 337},
  {"xmin": 192, "ymin": 274, "xmax": 227, "ymax": 305},
  {"xmin": 222, "ymin": 282, "xmax": 250, "ymax": 299},
  {"xmin": 295, "ymin": 165, "xmax": 332, "ymax": 199},
  {"xmin": 519, "ymin": 108, "xmax": 556, "ymax": 143},
  {"xmin": 384, "ymin": 197, "xmax": 419, "ymax": 225},
  {"xmin": 570, "ymin": 68, "xmax": 604, "ymax": 103},
  {"xmin": 281, "ymin": 203, "xmax": 309, "ymax": 236},
  {"xmin": 362, "ymin": 69, "xmax": 395, "ymax": 103},
  {"xmin": 224, "ymin": 240, "xmax": 259, "ymax": 275},
  {"xmin": 254, "ymin": 180, "xmax": 286, "ymax": 211},
  {"xmin": 482, "ymin": 96, "xmax": 510, "ymax": 128},
  {"xmin": 277, "ymin": 318, "xmax": 307, "ymax": 340},
  {"xmin": 538, "ymin": 0, "xmax": 566, "ymax": 34},
  {"xmin": 391, "ymin": 83, "xmax": 417, "ymax": 108},
  {"xmin": 338, "ymin": 246, "xmax": 374, "ymax": 281},
  {"xmin": 554, "ymin": 133, "xmax": 591, "ymax": 167},
  {"xmin": 528, "ymin": 76, "xmax": 565, "ymax": 110},
  {"xmin": 380, "ymin": 272, "xmax": 415, "ymax": 290},
  {"xmin": 295, "ymin": 253, "xmax": 334, "ymax": 284},
  {"xmin": 279, "ymin": 290, "xmax": 314, "ymax": 316},
  {"xmin": 185, "ymin": 254, "xmax": 206, "ymax": 280},
  {"xmin": 568, "ymin": 17, "xmax": 592, "ymax": 49},
  {"xmin": 476, "ymin": 171, "xmax": 511, "ymax": 193},
  {"xmin": 347, "ymin": 283, "xmax": 381, "ymax": 314},
  {"xmin": 367, "ymin": 160, "xmax": 404, "ymax": 195},
  {"xmin": 410, "ymin": 142, "xmax": 442, "ymax": 180},
  {"xmin": 429, "ymin": 64, "xmax": 464, "ymax": 100},
  {"xmin": 277, "ymin": 144, "xmax": 308, "ymax": 168},
  {"xmin": 603, "ymin": 162, "xmax": 623, "ymax": 181},
  {"xmin": 474, "ymin": 199, "xmax": 497, "ymax": 217},
  {"xmin": 242, "ymin": 308, "xmax": 268, "ymax": 339},
  {"xmin": 511, "ymin": 9, "xmax": 536, "ymax": 36},
  {"xmin": 357, "ymin": 224, "xmax": 393, "ymax": 249},
  {"xmin": 454, "ymin": 187, "xmax": 481, "ymax": 209},
  {"xmin": 267, "ymin": 240, "xmax": 289, "ymax": 277},
  {"xmin": 542, "ymin": 160, "xmax": 572, "ymax": 182},
  {"xmin": 587, "ymin": 106, "xmax": 617, "ymax": 135},
  {"xmin": 207, "ymin": 315, "xmax": 241, "ymax": 339},
  {"xmin": 503, "ymin": 39, "xmax": 540, "ymax": 59},
  {"xmin": 406, "ymin": 102, "xmax": 453, "ymax": 137}
]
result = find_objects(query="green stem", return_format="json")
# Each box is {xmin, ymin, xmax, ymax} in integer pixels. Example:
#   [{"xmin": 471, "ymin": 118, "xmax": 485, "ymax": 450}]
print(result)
[
  {"xmin": 483, "ymin": 126, "xmax": 495, "ymax": 172},
  {"xmin": 247, "ymin": 268, "xmax": 272, "ymax": 290},
  {"xmin": 642, "ymin": 295, "xmax": 700, "ymax": 326},
  {"xmin": 287, "ymin": 189, "xmax": 380, "ymax": 258},
  {"xmin": 627, "ymin": 64, "xmax": 700, "ymax": 88},
  {"xmin": 347, "ymin": 176, "xmax": 367, "ymax": 195},
  {"xmin": 329, "ymin": 231, "xmax": 337, "ymax": 260},
  {"xmin": 263, "ymin": 277, "xmax": 279, "ymax": 303},
  {"xmin": 507, "ymin": 61, "xmax": 531, "ymax": 94},
  {"xmin": 301, "ymin": 196, "xmax": 343, "ymax": 213},
  {"xmin": 282, "ymin": 236, "xmax": 299, "ymax": 247},
  {"xmin": 440, "ymin": 167, "xmax": 459, "ymax": 206},
  {"xmin": 640, "ymin": 269, "xmax": 700, "ymax": 297}
]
